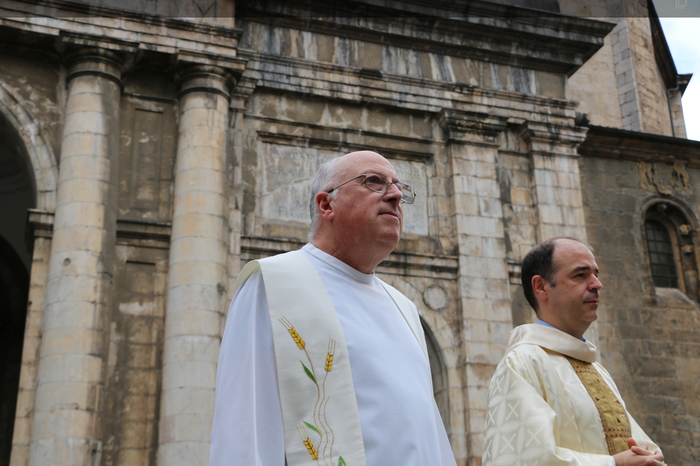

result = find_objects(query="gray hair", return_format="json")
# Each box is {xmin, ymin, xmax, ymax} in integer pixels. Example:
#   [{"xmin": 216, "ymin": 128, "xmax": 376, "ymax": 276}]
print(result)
[{"xmin": 308, "ymin": 157, "xmax": 344, "ymax": 241}]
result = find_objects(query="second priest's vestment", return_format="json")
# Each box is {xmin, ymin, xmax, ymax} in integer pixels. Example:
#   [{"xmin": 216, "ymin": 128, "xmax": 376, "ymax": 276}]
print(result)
[{"xmin": 483, "ymin": 324, "xmax": 659, "ymax": 466}]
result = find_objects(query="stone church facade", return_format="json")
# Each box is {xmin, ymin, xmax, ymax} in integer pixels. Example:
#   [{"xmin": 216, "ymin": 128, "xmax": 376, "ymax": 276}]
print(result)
[{"xmin": 0, "ymin": 0, "xmax": 698, "ymax": 465}]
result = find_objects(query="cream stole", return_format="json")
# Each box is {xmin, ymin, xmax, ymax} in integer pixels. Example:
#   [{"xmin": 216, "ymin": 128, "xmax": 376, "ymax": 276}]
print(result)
[{"xmin": 235, "ymin": 250, "xmax": 428, "ymax": 466}]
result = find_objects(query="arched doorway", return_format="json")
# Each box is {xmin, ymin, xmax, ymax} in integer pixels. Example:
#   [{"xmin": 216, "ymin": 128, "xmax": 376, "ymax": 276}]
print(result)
[
  {"xmin": 422, "ymin": 320, "xmax": 450, "ymax": 428},
  {"xmin": 0, "ymin": 115, "xmax": 34, "ymax": 466}
]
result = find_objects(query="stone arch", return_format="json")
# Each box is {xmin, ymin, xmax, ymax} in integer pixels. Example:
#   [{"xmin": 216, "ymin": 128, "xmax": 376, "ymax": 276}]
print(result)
[
  {"xmin": 640, "ymin": 196, "xmax": 699, "ymax": 301},
  {"xmin": 377, "ymin": 273, "xmax": 466, "ymax": 458},
  {"xmin": 0, "ymin": 80, "xmax": 58, "ymax": 465},
  {"xmin": 0, "ymin": 81, "xmax": 58, "ymax": 212}
]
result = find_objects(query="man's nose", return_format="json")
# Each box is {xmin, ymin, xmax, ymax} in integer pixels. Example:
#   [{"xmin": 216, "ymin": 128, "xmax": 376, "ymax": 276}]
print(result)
[
  {"xmin": 590, "ymin": 275, "xmax": 603, "ymax": 290},
  {"xmin": 384, "ymin": 182, "xmax": 403, "ymax": 202}
]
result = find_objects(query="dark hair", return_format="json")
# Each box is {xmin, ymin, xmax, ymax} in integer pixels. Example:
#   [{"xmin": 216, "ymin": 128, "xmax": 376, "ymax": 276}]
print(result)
[
  {"xmin": 521, "ymin": 237, "xmax": 588, "ymax": 312},
  {"xmin": 521, "ymin": 240, "xmax": 557, "ymax": 312}
]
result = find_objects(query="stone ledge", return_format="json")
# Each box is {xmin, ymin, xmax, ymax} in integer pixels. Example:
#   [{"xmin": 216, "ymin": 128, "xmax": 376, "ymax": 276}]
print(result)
[
  {"xmin": 26, "ymin": 210, "xmax": 172, "ymax": 248},
  {"xmin": 579, "ymin": 125, "xmax": 700, "ymax": 167},
  {"xmin": 238, "ymin": 0, "xmax": 614, "ymax": 75},
  {"xmin": 116, "ymin": 218, "xmax": 171, "ymax": 247},
  {"xmin": 241, "ymin": 50, "xmax": 579, "ymax": 121},
  {"xmin": 240, "ymin": 236, "xmax": 459, "ymax": 279},
  {"xmin": 255, "ymin": 120, "xmax": 434, "ymax": 162}
]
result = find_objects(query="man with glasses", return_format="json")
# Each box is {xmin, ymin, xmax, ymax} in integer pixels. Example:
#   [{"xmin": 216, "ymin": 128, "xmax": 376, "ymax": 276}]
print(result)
[{"xmin": 210, "ymin": 151, "xmax": 456, "ymax": 466}]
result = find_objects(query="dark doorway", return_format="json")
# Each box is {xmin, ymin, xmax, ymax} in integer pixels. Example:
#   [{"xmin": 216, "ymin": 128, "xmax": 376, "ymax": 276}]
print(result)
[
  {"xmin": 0, "ymin": 237, "xmax": 28, "ymax": 465},
  {"xmin": 0, "ymin": 115, "xmax": 34, "ymax": 466}
]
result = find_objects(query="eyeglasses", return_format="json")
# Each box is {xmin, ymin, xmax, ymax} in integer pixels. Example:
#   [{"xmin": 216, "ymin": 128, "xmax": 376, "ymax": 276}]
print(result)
[{"xmin": 326, "ymin": 172, "xmax": 416, "ymax": 204}]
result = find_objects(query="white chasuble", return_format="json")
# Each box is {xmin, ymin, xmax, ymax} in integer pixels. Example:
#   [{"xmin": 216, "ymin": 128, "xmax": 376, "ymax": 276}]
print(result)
[
  {"xmin": 482, "ymin": 324, "xmax": 660, "ymax": 466},
  {"xmin": 210, "ymin": 244, "xmax": 456, "ymax": 466}
]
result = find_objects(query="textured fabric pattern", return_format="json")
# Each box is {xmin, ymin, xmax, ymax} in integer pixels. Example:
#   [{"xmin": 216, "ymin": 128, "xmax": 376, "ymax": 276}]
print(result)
[
  {"xmin": 567, "ymin": 357, "xmax": 631, "ymax": 455},
  {"xmin": 483, "ymin": 325, "xmax": 659, "ymax": 466}
]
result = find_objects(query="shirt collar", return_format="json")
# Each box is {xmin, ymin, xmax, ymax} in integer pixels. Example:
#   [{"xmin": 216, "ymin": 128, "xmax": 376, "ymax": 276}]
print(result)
[{"xmin": 536, "ymin": 319, "xmax": 587, "ymax": 342}]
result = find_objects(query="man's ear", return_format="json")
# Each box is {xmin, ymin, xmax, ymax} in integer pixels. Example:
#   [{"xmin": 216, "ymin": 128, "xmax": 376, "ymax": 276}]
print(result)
[
  {"xmin": 316, "ymin": 192, "xmax": 335, "ymax": 221},
  {"xmin": 532, "ymin": 275, "xmax": 549, "ymax": 302}
]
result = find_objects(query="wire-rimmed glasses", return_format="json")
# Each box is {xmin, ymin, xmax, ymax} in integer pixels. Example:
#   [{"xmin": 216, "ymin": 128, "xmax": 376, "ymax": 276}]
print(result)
[{"xmin": 326, "ymin": 172, "xmax": 416, "ymax": 204}]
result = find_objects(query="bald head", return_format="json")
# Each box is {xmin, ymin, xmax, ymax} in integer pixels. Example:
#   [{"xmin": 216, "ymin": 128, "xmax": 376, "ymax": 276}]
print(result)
[
  {"xmin": 308, "ymin": 151, "xmax": 397, "ymax": 240},
  {"xmin": 309, "ymin": 151, "xmax": 405, "ymax": 273}
]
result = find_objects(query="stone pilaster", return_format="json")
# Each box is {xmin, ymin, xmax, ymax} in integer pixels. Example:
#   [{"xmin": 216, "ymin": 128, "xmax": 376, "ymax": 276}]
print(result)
[
  {"xmin": 11, "ymin": 211, "xmax": 53, "ymax": 466},
  {"xmin": 520, "ymin": 122, "xmax": 589, "ymax": 243},
  {"xmin": 520, "ymin": 121, "xmax": 598, "ymax": 343},
  {"xmin": 157, "ymin": 65, "xmax": 234, "ymax": 465},
  {"xmin": 439, "ymin": 110, "xmax": 509, "ymax": 466},
  {"xmin": 28, "ymin": 47, "xmax": 125, "ymax": 466}
]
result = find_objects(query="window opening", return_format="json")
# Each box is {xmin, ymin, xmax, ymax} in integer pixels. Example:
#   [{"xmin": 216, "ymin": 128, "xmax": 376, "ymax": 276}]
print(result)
[{"xmin": 645, "ymin": 219, "xmax": 679, "ymax": 288}]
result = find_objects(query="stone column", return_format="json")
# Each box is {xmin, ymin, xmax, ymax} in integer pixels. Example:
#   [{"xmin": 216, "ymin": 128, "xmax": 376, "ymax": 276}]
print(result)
[
  {"xmin": 157, "ymin": 65, "xmax": 233, "ymax": 465},
  {"xmin": 439, "ymin": 110, "xmax": 509, "ymax": 466},
  {"xmin": 29, "ymin": 48, "xmax": 124, "ymax": 465}
]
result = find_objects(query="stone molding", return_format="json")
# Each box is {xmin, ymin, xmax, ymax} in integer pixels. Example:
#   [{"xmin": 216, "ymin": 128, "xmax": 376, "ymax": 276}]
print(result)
[
  {"xmin": 26, "ymin": 209, "xmax": 54, "ymax": 241},
  {"xmin": 238, "ymin": 0, "xmax": 614, "ymax": 75},
  {"xmin": 175, "ymin": 65, "xmax": 233, "ymax": 100},
  {"xmin": 26, "ymin": 210, "xmax": 172, "ymax": 243},
  {"xmin": 579, "ymin": 125, "xmax": 700, "ymax": 167},
  {"xmin": 240, "ymin": 236, "xmax": 459, "ymax": 280},
  {"xmin": 63, "ymin": 47, "xmax": 132, "ymax": 89},
  {"xmin": 255, "ymin": 119, "xmax": 434, "ymax": 161},
  {"xmin": 240, "ymin": 50, "xmax": 579, "ymax": 118},
  {"xmin": 2, "ymin": 0, "xmax": 243, "ymax": 60},
  {"xmin": 519, "ymin": 121, "xmax": 588, "ymax": 158},
  {"xmin": 174, "ymin": 51, "xmax": 248, "ymax": 100},
  {"xmin": 438, "ymin": 109, "xmax": 507, "ymax": 146},
  {"xmin": 0, "ymin": 83, "xmax": 58, "ymax": 212}
]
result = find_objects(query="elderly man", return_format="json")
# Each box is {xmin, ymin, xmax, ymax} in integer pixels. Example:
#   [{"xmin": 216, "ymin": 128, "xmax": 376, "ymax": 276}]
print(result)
[
  {"xmin": 483, "ymin": 237, "xmax": 664, "ymax": 466},
  {"xmin": 209, "ymin": 151, "xmax": 456, "ymax": 466}
]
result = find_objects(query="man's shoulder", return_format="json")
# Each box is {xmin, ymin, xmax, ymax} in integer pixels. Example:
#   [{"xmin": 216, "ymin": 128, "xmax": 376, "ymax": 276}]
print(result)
[{"xmin": 235, "ymin": 249, "xmax": 311, "ymax": 292}]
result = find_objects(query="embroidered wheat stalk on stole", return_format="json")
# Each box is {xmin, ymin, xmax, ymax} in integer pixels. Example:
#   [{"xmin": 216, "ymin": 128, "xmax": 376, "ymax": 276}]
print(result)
[{"xmin": 280, "ymin": 318, "xmax": 345, "ymax": 466}]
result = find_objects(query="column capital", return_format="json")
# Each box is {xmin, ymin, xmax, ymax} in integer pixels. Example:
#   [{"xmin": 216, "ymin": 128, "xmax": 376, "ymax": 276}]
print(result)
[
  {"xmin": 174, "ymin": 51, "xmax": 248, "ymax": 100},
  {"xmin": 59, "ymin": 33, "xmax": 137, "ymax": 87},
  {"xmin": 175, "ymin": 64, "xmax": 234, "ymax": 100},
  {"xmin": 438, "ymin": 109, "xmax": 507, "ymax": 146},
  {"xmin": 519, "ymin": 121, "xmax": 588, "ymax": 158},
  {"xmin": 63, "ymin": 48, "xmax": 127, "ymax": 87}
]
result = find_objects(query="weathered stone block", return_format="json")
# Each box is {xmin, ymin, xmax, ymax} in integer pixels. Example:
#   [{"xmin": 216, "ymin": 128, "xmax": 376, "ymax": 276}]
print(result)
[{"xmin": 164, "ymin": 309, "xmax": 222, "ymax": 338}]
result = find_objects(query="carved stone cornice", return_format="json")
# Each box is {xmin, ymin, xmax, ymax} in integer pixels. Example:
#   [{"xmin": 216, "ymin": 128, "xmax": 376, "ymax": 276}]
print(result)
[
  {"xmin": 438, "ymin": 109, "xmax": 507, "ymax": 146},
  {"xmin": 579, "ymin": 125, "xmax": 700, "ymax": 168},
  {"xmin": 237, "ymin": 0, "xmax": 615, "ymax": 76},
  {"xmin": 519, "ymin": 121, "xmax": 588, "ymax": 158}
]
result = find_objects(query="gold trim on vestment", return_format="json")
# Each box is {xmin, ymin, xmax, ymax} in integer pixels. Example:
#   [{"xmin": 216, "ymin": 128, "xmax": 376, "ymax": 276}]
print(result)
[{"xmin": 566, "ymin": 357, "xmax": 632, "ymax": 455}]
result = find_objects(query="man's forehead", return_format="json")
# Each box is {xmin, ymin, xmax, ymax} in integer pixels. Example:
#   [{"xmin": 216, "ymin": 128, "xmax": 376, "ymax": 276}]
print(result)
[
  {"xmin": 553, "ymin": 239, "xmax": 598, "ymax": 269},
  {"xmin": 338, "ymin": 153, "xmax": 398, "ymax": 178}
]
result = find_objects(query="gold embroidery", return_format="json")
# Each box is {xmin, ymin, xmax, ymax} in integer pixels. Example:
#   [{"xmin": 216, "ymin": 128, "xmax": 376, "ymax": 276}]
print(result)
[
  {"xmin": 298, "ymin": 426, "xmax": 319, "ymax": 460},
  {"xmin": 280, "ymin": 316, "xmax": 306, "ymax": 349},
  {"xmin": 325, "ymin": 340, "xmax": 336, "ymax": 372},
  {"xmin": 281, "ymin": 317, "xmax": 345, "ymax": 465},
  {"xmin": 567, "ymin": 357, "xmax": 632, "ymax": 455}
]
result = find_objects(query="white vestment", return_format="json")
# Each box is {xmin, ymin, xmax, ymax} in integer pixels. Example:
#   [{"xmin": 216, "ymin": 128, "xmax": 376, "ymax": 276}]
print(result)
[
  {"xmin": 209, "ymin": 244, "xmax": 456, "ymax": 466},
  {"xmin": 483, "ymin": 324, "xmax": 659, "ymax": 466}
]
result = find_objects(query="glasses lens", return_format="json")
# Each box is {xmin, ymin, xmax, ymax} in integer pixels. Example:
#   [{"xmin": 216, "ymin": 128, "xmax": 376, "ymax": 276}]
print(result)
[
  {"xmin": 400, "ymin": 184, "xmax": 415, "ymax": 204},
  {"xmin": 364, "ymin": 174, "xmax": 386, "ymax": 192}
]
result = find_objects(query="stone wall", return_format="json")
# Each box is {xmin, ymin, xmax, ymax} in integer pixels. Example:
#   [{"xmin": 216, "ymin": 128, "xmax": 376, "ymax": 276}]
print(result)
[
  {"xmin": 0, "ymin": 1, "xmax": 697, "ymax": 466},
  {"xmin": 579, "ymin": 130, "xmax": 700, "ymax": 466}
]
